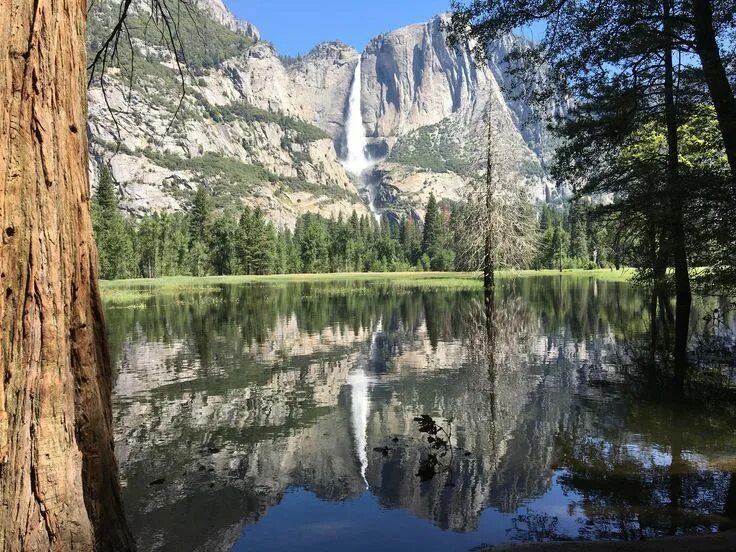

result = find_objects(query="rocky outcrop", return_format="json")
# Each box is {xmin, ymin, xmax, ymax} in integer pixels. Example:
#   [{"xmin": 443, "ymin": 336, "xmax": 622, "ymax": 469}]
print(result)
[
  {"xmin": 192, "ymin": 0, "xmax": 261, "ymax": 40},
  {"xmin": 359, "ymin": 15, "xmax": 553, "ymax": 207},
  {"xmin": 87, "ymin": 3, "xmax": 560, "ymax": 226},
  {"xmin": 361, "ymin": 15, "xmax": 487, "ymax": 137},
  {"xmin": 286, "ymin": 42, "xmax": 360, "ymax": 137},
  {"xmin": 87, "ymin": 12, "xmax": 372, "ymax": 227}
]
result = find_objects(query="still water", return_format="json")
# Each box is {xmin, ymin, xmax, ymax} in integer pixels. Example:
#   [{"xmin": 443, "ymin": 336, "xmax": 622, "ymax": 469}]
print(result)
[{"xmin": 105, "ymin": 276, "xmax": 736, "ymax": 551}]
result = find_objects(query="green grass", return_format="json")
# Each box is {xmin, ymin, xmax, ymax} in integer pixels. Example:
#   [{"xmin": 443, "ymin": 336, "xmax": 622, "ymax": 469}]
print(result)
[
  {"xmin": 100, "ymin": 268, "xmax": 635, "ymax": 301},
  {"xmin": 102, "ymin": 283, "xmax": 221, "ymax": 305}
]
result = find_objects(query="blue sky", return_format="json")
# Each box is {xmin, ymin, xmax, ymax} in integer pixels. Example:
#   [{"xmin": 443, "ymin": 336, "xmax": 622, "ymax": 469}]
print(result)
[{"xmin": 225, "ymin": 0, "xmax": 454, "ymax": 56}]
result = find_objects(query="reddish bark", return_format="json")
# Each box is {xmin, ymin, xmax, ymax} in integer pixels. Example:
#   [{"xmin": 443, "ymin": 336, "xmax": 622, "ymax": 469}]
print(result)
[{"xmin": 0, "ymin": 0, "xmax": 134, "ymax": 549}]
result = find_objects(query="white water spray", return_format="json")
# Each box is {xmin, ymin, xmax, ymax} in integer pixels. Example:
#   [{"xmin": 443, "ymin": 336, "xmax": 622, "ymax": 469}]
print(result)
[
  {"xmin": 343, "ymin": 59, "xmax": 371, "ymax": 176},
  {"xmin": 342, "ymin": 59, "xmax": 381, "ymax": 221}
]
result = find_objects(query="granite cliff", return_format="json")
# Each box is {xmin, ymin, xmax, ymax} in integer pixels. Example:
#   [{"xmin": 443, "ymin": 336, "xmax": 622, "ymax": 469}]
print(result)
[{"xmin": 87, "ymin": 1, "xmax": 559, "ymax": 227}]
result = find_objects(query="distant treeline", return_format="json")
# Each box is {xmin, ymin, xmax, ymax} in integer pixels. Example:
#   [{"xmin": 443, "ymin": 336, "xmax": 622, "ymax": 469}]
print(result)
[{"xmin": 93, "ymin": 168, "xmax": 617, "ymax": 280}]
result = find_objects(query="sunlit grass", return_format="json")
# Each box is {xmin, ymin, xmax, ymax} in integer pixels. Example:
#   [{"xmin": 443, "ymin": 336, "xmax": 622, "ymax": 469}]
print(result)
[
  {"xmin": 100, "ymin": 269, "xmax": 635, "ymax": 302},
  {"xmin": 101, "ymin": 283, "xmax": 221, "ymax": 304}
]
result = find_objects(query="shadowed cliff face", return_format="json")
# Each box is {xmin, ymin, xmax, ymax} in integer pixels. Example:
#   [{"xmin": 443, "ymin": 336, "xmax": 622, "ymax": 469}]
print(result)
[
  {"xmin": 106, "ymin": 278, "xmax": 736, "ymax": 551},
  {"xmin": 361, "ymin": 15, "xmax": 487, "ymax": 137}
]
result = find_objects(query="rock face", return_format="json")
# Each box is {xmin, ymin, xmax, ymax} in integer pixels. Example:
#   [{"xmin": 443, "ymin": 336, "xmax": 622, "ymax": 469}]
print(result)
[
  {"xmin": 192, "ymin": 0, "xmax": 261, "ymax": 40},
  {"xmin": 87, "ymin": 3, "xmax": 559, "ymax": 227},
  {"xmin": 286, "ymin": 42, "xmax": 360, "ymax": 137},
  {"xmin": 361, "ymin": 15, "xmax": 555, "ymax": 209},
  {"xmin": 361, "ymin": 15, "xmax": 487, "ymax": 137}
]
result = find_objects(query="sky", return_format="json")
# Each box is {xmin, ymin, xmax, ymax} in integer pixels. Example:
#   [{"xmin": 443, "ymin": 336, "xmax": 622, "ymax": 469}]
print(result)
[{"xmin": 225, "ymin": 0, "xmax": 455, "ymax": 56}]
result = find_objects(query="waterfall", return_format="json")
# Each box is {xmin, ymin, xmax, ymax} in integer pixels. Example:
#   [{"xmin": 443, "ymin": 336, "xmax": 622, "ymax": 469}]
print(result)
[
  {"xmin": 343, "ymin": 59, "xmax": 371, "ymax": 176},
  {"xmin": 342, "ymin": 59, "xmax": 381, "ymax": 221}
]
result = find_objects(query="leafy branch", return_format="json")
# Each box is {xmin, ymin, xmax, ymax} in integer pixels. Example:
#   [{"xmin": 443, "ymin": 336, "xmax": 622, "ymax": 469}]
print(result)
[{"xmin": 413, "ymin": 414, "xmax": 456, "ymax": 485}]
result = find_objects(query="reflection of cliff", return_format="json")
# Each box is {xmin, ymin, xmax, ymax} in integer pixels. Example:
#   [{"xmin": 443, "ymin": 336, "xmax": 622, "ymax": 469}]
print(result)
[{"xmin": 109, "ymin": 279, "xmax": 736, "ymax": 551}]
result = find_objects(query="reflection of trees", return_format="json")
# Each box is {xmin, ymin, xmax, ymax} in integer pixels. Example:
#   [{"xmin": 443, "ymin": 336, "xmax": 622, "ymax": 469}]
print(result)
[
  {"xmin": 105, "ymin": 278, "xmax": 736, "ymax": 550},
  {"xmin": 552, "ymin": 378, "xmax": 736, "ymax": 540},
  {"xmin": 624, "ymin": 291, "xmax": 736, "ymax": 398},
  {"xmin": 510, "ymin": 509, "xmax": 567, "ymax": 543}
]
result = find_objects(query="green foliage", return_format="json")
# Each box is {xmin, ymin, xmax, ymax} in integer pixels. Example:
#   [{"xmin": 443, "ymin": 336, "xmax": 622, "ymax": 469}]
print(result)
[
  {"xmin": 135, "ymin": 213, "xmax": 190, "ymax": 278},
  {"xmin": 92, "ymin": 168, "xmax": 136, "ymax": 280},
  {"xmin": 533, "ymin": 201, "xmax": 615, "ymax": 271},
  {"xmin": 95, "ymin": 184, "xmax": 626, "ymax": 281},
  {"xmin": 200, "ymin": 99, "xmax": 329, "ymax": 143},
  {"xmin": 209, "ymin": 216, "xmax": 240, "ymax": 275},
  {"xmin": 399, "ymin": 216, "xmax": 423, "ymax": 266},
  {"xmin": 189, "ymin": 186, "xmax": 213, "ymax": 244},
  {"xmin": 88, "ymin": 4, "xmax": 254, "ymax": 74},
  {"xmin": 422, "ymin": 194, "xmax": 441, "ymax": 256},
  {"xmin": 568, "ymin": 202, "xmax": 589, "ymax": 261},
  {"xmin": 390, "ymin": 122, "xmax": 468, "ymax": 174},
  {"xmin": 238, "ymin": 207, "xmax": 276, "ymax": 275},
  {"xmin": 450, "ymin": 0, "xmax": 736, "ymax": 296},
  {"xmin": 295, "ymin": 214, "xmax": 330, "ymax": 273},
  {"xmin": 431, "ymin": 249, "xmax": 456, "ymax": 272}
]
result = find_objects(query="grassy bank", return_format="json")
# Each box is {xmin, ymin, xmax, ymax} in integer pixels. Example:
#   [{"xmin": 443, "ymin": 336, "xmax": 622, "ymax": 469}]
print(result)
[{"xmin": 100, "ymin": 268, "xmax": 635, "ymax": 304}]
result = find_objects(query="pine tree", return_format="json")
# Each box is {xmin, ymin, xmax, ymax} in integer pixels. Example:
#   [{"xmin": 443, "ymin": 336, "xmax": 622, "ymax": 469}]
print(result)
[
  {"xmin": 568, "ymin": 202, "xmax": 589, "ymax": 262},
  {"xmin": 551, "ymin": 223, "xmax": 570, "ymax": 272},
  {"xmin": 399, "ymin": 216, "xmax": 422, "ymax": 266},
  {"xmin": 422, "ymin": 193, "xmax": 441, "ymax": 259},
  {"xmin": 189, "ymin": 186, "xmax": 212, "ymax": 245},
  {"xmin": 296, "ymin": 214, "xmax": 329, "ymax": 273},
  {"xmin": 188, "ymin": 187, "xmax": 213, "ymax": 276},
  {"xmin": 92, "ymin": 167, "xmax": 134, "ymax": 280},
  {"xmin": 210, "ymin": 216, "xmax": 239, "ymax": 275}
]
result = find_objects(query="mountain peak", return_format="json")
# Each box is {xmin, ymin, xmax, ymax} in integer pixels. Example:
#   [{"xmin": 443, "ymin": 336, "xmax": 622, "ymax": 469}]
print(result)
[
  {"xmin": 191, "ymin": 0, "xmax": 260, "ymax": 41},
  {"xmin": 305, "ymin": 41, "xmax": 359, "ymax": 61}
]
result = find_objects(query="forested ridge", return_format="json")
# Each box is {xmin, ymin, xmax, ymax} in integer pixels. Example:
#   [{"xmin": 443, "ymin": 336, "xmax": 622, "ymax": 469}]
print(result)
[{"xmin": 93, "ymin": 167, "xmax": 619, "ymax": 279}]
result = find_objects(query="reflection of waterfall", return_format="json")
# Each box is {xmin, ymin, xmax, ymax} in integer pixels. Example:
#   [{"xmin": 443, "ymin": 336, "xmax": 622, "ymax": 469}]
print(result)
[
  {"xmin": 348, "ymin": 320, "xmax": 383, "ymax": 488},
  {"xmin": 342, "ymin": 58, "xmax": 381, "ymax": 221},
  {"xmin": 348, "ymin": 369, "xmax": 370, "ymax": 488}
]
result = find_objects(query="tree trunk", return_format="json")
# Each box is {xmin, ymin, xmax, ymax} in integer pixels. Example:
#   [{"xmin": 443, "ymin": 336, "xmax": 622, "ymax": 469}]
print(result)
[
  {"xmin": 692, "ymin": 0, "xmax": 736, "ymax": 180},
  {"xmin": 725, "ymin": 473, "xmax": 736, "ymax": 521},
  {"xmin": 663, "ymin": 0, "xmax": 692, "ymax": 378},
  {"xmin": 484, "ymin": 104, "xmax": 495, "ymax": 342},
  {"xmin": 0, "ymin": 0, "xmax": 134, "ymax": 550}
]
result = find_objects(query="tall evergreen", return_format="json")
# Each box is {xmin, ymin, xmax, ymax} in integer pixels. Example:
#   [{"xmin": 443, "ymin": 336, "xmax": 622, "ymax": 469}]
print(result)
[
  {"xmin": 188, "ymin": 186, "xmax": 212, "ymax": 276},
  {"xmin": 210, "ymin": 216, "xmax": 239, "ymax": 275},
  {"xmin": 422, "ymin": 193, "xmax": 441, "ymax": 258},
  {"xmin": 189, "ymin": 186, "xmax": 212, "ymax": 245},
  {"xmin": 551, "ymin": 223, "xmax": 569, "ymax": 273},
  {"xmin": 296, "ymin": 214, "xmax": 330, "ymax": 273},
  {"xmin": 92, "ymin": 167, "xmax": 134, "ymax": 280},
  {"xmin": 568, "ymin": 203, "xmax": 589, "ymax": 262},
  {"xmin": 399, "ymin": 216, "xmax": 422, "ymax": 266}
]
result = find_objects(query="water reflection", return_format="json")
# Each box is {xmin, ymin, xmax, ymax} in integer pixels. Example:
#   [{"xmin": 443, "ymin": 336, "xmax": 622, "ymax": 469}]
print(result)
[{"xmin": 106, "ymin": 277, "xmax": 736, "ymax": 551}]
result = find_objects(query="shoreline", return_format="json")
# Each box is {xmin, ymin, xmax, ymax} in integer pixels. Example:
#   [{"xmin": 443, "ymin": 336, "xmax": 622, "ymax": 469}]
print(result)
[
  {"xmin": 491, "ymin": 531, "xmax": 736, "ymax": 551},
  {"xmin": 100, "ymin": 268, "xmax": 635, "ymax": 288},
  {"xmin": 98, "ymin": 269, "xmax": 635, "ymax": 304}
]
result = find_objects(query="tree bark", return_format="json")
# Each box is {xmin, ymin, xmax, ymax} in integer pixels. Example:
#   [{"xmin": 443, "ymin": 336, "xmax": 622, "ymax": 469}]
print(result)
[
  {"xmin": 692, "ymin": 0, "xmax": 736, "ymax": 181},
  {"xmin": 484, "ymin": 104, "xmax": 496, "ymax": 342},
  {"xmin": 663, "ymin": 0, "xmax": 692, "ymax": 379},
  {"xmin": 0, "ymin": 0, "xmax": 134, "ymax": 550}
]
